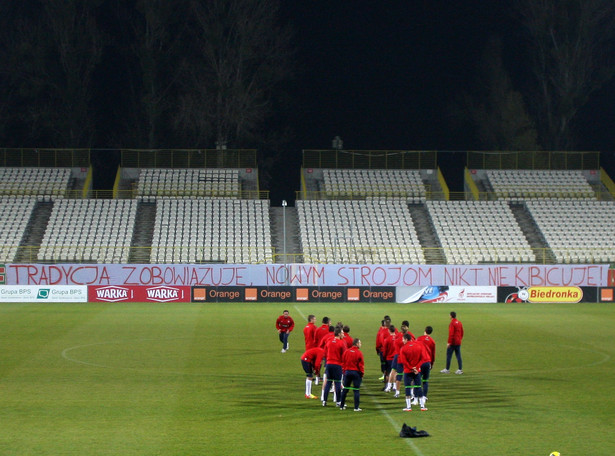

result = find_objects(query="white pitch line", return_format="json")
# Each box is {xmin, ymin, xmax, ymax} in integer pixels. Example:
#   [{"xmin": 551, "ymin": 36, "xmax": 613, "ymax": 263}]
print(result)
[
  {"xmin": 293, "ymin": 305, "xmax": 307, "ymax": 321},
  {"xmin": 365, "ymin": 384, "xmax": 427, "ymax": 456}
]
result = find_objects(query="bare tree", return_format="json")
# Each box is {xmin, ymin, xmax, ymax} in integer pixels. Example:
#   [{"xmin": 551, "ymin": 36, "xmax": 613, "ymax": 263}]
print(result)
[
  {"xmin": 515, "ymin": 0, "xmax": 615, "ymax": 150},
  {"xmin": 127, "ymin": 0, "xmax": 187, "ymax": 148},
  {"xmin": 449, "ymin": 37, "xmax": 540, "ymax": 151},
  {"xmin": 470, "ymin": 37, "xmax": 540, "ymax": 150},
  {"xmin": 176, "ymin": 0, "xmax": 293, "ymax": 149},
  {"xmin": 40, "ymin": 0, "xmax": 103, "ymax": 146}
]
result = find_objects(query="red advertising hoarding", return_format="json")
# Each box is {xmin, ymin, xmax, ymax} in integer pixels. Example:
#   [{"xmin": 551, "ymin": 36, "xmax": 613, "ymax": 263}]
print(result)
[{"xmin": 89, "ymin": 285, "xmax": 191, "ymax": 303}]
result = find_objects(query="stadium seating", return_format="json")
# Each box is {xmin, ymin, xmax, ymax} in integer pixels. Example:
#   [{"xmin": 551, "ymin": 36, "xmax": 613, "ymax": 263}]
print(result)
[
  {"xmin": 297, "ymin": 198, "xmax": 425, "ymax": 264},
  {"xmin": 0, "ymin": 197, "xmax": 36, "ymax": 262},
  {"xmin": 321, "ymin": 169, "xmax": 427, "ymax": 201},
  {"xmin": 38, "ymin": 199, "xmax": 137, "ymax": 263},
  {"xmin": 0, "ymin": 167, "xmax": 71, "ymax": 200},
  {"xmin": 525, "ymin": 200, "xmax": 615, "ymax": 263},
  {"xmin": 150, "ymin": 198, "xmax": 273, "ymax": 264},
  {"xmin": 136, "ymin": 168, "xmax": 241, "ymax": 199},
  {"xmin": 426, "ymin": 200, "xmax": 535, "ymax": 264},
  {"xmin": 485, "ymin": 170, "xmax": 595, "ymax": 201}
]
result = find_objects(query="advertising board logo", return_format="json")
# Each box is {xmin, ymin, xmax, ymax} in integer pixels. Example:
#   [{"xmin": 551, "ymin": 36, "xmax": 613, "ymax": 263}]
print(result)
[
  {"xmin": 146, "ymin": 286, "xmax": 182, "ymax": 302},
  {"xmin": 37, "ymin": 289, "xmax": 50, "ymax": 299},
  {"xmin": 245, "ymin": 288, "xmax": 258, "ymax": 301},
  {"xmin": 95, "ymin": 286, "xmax": 132, "ymax": 302},
  {"xmin": 193, "ymin": 288, "xmax": 207, "ymax": 301},
  {"xmin": 348, "ymin": 288, "xmax": 360, "ymax": 301},
  {"xmin": 296, "ymin": 288, "xmax": 309, "ymax": 301},
  {"xmin": 601, "ymin": 288, "xmax": 614, "ymax": 302},
  {"xmin": 528, "ymin": 286, "xmax": 582, "ymax": 303},
  {"xmin": 0, "ymin": 264, "xmax": 5, "ymax": 284}
]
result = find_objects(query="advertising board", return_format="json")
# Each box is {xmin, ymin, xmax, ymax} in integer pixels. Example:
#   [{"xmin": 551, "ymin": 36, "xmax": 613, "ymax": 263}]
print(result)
[
  {"xmin": 0, "ymin": 285, "xmax": 87, "ymax": 302},
  {"xmin": 88, "ymin": 285, "xmax": 191, "ymax": 303},
  {"xmin": 191, "ymin": 286, "xmax": 396, "ymax": 303}
]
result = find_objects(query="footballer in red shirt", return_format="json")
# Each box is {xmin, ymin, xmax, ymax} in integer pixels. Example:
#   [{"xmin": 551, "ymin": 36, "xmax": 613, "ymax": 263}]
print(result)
[
  {"xmin": 416, "ymin": 326, "xmax": 436, "ymax": 398},
  {"xmin": 442, "ymin": 311, "xmax": 464, "ymax": 374},
  {"xmin": 276, "ymin": 310, "xmax": 294, "ymax": 353},
  {"xmin": 382, "ymin": 326, "xmax": 398, "ymax": 392},
  {"xmin": 399, "ymin": 333, "xmax": 427, "ymax": 411},
  {"xmin": 301, "ymin": 347, "xmax": 325, "ymax": 399},
  {"xmin": 342, "ymin": 325, "xmax": 353, "ymax": 348},
  {"xmin": 314, "ymin": 316, "xmax": 331, "ymax": 348},
  {"xmin": 322, "ymin": 327, "xmax": 346, "ymax": 407},
  {"xmin": 339, "ymin": 338, "xmax": 365, "ymax": 411},
  {"xmin": 375, "ymin": 319, "xmax": 390, "ymax": 378},
  {"xmin": 303, "ymin": 314, "xmax": 317, "ymax": 350}
]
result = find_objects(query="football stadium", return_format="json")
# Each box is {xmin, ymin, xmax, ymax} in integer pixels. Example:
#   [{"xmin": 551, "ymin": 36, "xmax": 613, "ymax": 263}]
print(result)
[{"xmin": 1, "ymin": 148, "xmax": 614, "ymax": 455}]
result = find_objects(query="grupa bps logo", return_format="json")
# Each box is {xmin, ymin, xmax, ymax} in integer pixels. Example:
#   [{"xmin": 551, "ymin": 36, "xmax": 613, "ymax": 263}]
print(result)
[
  {"xmin": 94, "ymin": 286, "xmax": 132, "ymax": 302},
  {"xmin": 145, "ymin": 286, "xmax": 184, "ymax": 302}
]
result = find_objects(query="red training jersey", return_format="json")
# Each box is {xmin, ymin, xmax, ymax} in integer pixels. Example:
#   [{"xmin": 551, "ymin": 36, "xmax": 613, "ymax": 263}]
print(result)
[
  {"xmin": 382, "ymin": 333, "xmax": 397, "ymax": 361},
  {"xmin": 325, "ymin": 337, "xmax": 346, "ymax": 366},
  {"xmin": 342, "ymin": 332, "xmax": 353, "ymax": 348},
  {"xmin": 303, "ymin": 322, "xmax": 317, "ymax": 349},
  {"xmin": 398, "ymin": 340, "xmax": 425, "ymax": 373},
  {"xmin": 301, "ymin": 347, "xmax": 325, "ymax": 376},
  {"xmin": 276, "ymin": 315, "xmax": 294, "ymax": 332},
  {"xmin": 416, "ymin": 334, "xmax": 436, "ymax": 364},
  {"xmin": 342, "ymin": 346, "xmax": 364, "ymax": 376},
  {"xmin": 314, "ymin": 324, "xmax": 330, "ymax": 347},
  {"xmin": 376, "ymin": 326, "xmax": 389, "ymax": 352},
  {"xmin": 320, "ymin": 331, "xmax": 335, "ymax": 349},
  {"xmin": 448, "ymin": 318, "xmax": 464, "ymax": 345}
]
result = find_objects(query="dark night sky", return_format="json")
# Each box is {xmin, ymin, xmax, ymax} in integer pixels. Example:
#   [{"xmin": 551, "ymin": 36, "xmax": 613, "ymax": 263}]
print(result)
[
  {"xmin": 281, "ymin": 2, "xmax": 513, "ymax": 149},
  {"xmin": 266, "ymin": 2, "xmax": 615, "ymax": 203}
]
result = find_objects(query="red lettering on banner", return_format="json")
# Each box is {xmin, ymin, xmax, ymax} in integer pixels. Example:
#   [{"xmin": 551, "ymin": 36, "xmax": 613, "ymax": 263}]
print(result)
[
  {"xmin": 265, "ymin": 265, "xmax": 325, "ymax": 285},
  {"xmin": 6, "ymin": 263, "xmax": 608, "ymax": 287},
  {"xmin": 514, "ymin": 267, "xmax": 528, "ymax": 286},
  {"xmin": 401, "ymin": 267, "xmax": 417, "ymax": 285},
  {"xmin": 10, "ymin": 264, "xmax": 109, "ymax": 285}
]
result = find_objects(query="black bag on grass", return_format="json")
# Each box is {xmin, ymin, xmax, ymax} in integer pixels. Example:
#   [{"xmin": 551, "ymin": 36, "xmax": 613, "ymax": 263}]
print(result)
[{"xmin": 400, "ymin": 423, "xmax": 430, "ymax": 438}]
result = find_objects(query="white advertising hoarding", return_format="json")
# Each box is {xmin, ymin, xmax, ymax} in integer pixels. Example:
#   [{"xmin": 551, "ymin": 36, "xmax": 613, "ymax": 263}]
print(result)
[
  {"xmin": 0, "ymin": 285, "xmax": 88, "ymax": 302},
  {"xmin": 396, "ymin": 286, "xmax": 498, "ymax": 303}
]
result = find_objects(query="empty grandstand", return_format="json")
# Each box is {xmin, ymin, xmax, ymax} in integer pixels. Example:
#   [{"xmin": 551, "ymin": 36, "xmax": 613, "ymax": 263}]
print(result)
[
  {"xmin": 484, "ymin": 170, "xmax": 596, "ymax": 201},
  {"xmin": 525, "ymin": 200, "xmax": 615, "ymax": 263},
  {"xmin": 135, "ymin": 168, "xmax": 241, "ymax": 199},
  {"xmin": 321, "ymin": 169, "xmax": 427, "ymax": 201},
  {"xmin": 150, "ymin": 198, "xmax": 273, "ymax": 264},
  {"xmin": 298, "ymin": 199, "xmax": 425, "ymax": 264},
  {"xmin": 38, "ymin": 199, "xmax": 137, "ymax": 263},
  {"xmin": 1, "ymin": 148, "xmax": 614, "ymax": 266},
  {"xmin": 0, "ymin": 197, "xmax": 37, "ymax": 263},
  {"xmin": 427, "ymin": 200, "xmax": 535, "ymax": 264},
  {"xmin": 0, "ymin": 167, "xmax": 73, "ymax": 200}
]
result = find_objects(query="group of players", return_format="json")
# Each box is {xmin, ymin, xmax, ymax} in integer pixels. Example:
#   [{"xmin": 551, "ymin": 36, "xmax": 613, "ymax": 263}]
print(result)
[
  {"xmin": 375, "ymin": 316, "xmax": 435, "ymax": 411},
  {"xmin": 277, "ymin": 311, "xmax": 449, "ymax": 413}
]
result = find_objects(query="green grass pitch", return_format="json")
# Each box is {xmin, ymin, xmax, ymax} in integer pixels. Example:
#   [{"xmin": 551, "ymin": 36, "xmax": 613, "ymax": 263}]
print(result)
[{"xmin": 1, "ymin": 302, "xmax": 614, "ymax": 456}]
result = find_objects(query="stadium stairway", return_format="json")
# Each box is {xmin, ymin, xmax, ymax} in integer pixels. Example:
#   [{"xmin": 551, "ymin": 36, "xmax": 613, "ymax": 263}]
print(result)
[
  {"xmin": 408, "ymin": 203, "xmax": 445, "ymax": 264},
  {"xmin": 128, "ymin": 201, "xmax": 156, "ymax": 263},
  {"xmin": 270, "ymin": 205, "xmax": 301, "ymax": 263},
  {"xmin": 509, "ymin": 202, "xmax": 556, "ymax": 264},
  {"xmin": 14, "ymin": 201, "xmax": 54, "ymax": 263}
]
